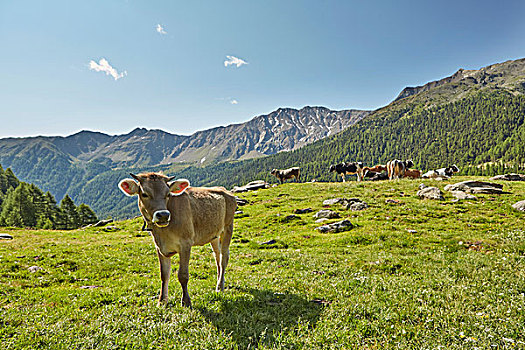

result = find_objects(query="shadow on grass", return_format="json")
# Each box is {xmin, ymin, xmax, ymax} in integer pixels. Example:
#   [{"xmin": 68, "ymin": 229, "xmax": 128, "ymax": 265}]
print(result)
[{"xmin": 197, "ymin": 287, "xmax": 324, "ymax": 349}]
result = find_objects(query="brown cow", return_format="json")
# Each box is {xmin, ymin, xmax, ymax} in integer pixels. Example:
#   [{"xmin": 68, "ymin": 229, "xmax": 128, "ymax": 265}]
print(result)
[
  {"xmin": 271, "ymin": 167, "xmax": 300, "ymax": 184},
  {"xmin": 387, "ymin": 159, "xmax": 414, "ymax": 180},
  {"xmin": 119, "ymin": 172, "xmax": 237, "ymax": 307},
  {"xmin": 404, "ymin": 169, "xmax": 422, "ymax": 179},
  {"xmin": 367, "ymin": 164, "xmax": 387, "ymax": 173}
]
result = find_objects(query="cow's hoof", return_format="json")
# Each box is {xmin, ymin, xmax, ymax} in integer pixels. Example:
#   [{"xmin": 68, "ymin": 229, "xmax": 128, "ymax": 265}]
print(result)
[
  {"xmin": 181, "ymin": 298, "xmax": 192, "ymax": 308},
  {"xmin": 157, "ymin": 299, "xmax": 168, "ymax": 307}
]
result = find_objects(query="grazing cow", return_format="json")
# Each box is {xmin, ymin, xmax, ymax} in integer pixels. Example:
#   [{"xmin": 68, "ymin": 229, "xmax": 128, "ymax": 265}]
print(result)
[
  {"xmin": 387, "ymin": 159, "xmax": 414, "ymax": 180},
  {"xmin": 271, "ymin": 167, "xmax": 300, "ymax": 184},
  {"xmin": 422, "ymin": 165, "xmax": 460, "ymax": 179},
  {"xmin": 404, "ymin": 169, "xmax": 422, "ymax": 179},
  {"xmin": 329, "ymin": 162, "xmax": 365, "ymax": 182},
  {"xmin": 119, "ymin": 172, "xmax": 237, "ymax": 307}
]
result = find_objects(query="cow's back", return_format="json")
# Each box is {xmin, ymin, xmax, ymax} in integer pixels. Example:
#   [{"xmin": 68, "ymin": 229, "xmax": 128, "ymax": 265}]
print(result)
[{"xmin": 169, "ymin": 187, "xmax": 236, "ymax": 246}]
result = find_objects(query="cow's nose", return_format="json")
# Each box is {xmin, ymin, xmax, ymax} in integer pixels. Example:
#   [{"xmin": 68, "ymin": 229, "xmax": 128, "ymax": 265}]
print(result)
[{"xmin": 152, "ymin": 210, "xmax": 171, "ymax": 227}]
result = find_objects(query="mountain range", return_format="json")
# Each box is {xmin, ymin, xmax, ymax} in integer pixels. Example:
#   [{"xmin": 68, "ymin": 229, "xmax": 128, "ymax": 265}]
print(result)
[{"xmin": 1, "ymin": 57, "xmax": 524, "ymax": 219}]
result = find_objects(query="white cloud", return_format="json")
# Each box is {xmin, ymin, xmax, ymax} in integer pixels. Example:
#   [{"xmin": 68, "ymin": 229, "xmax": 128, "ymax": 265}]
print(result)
[
  {"xmin": 156, "ymin": 24, "xmax": 167, "ymax": 34},
  {"xmin": 230, "ymin": 99, "xmax": 238, "ymax": 105},
  {"xmin": 89, "ymin": 58, "xmax": 127, "ymax": 80},
  {"xmin": 224, "ymin": 55, "xmax": 248, "ymax": 68}
]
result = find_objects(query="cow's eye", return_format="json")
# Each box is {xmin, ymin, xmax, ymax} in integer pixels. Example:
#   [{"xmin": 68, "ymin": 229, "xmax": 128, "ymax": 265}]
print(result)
[{"xmin": 141, "ymin": 192, "xmax": 149, "ymax": 198}]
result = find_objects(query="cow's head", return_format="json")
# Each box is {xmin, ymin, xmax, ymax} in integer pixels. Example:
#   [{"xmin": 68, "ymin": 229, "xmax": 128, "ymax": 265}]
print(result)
[
  {"xmin": 405, "ymin": 159, "xmax": 414, "ymax": 168},
  {"xmin": 270, "ymin": 169, "xmax": 278, "ymax": 175},
  {"xmin": 450, "ymin": 165, "xmax": 460, "ymax": 173},
  {"xmin": 329, "ymin": 165, "xmax": 336, "ymax": 172},
  {"xmin": 119, "ymin": 173, "xmax": 190, "ymax": 227}
]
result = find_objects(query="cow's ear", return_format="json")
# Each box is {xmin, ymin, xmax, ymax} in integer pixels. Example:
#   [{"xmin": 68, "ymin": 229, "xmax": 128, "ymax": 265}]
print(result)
[
  {"xmin": 119, "ymin": 178, "xmax": 140, "ymax": 196},
  {"xmin": 169, "ymin": 179, "xmax": 190, "ymax": 196}
]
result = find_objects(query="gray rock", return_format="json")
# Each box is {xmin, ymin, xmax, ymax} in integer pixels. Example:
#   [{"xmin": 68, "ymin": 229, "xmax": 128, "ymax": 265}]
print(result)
[
  {"xmin": 93, "ymin": 219, "xmax": 113, "ymax": 227},
  {"xmin": 314, "ymin": 210, "xmax": 341, "ymax": 219},
  {"xmin": 282, "ymin": 214, "xmax": 300, "ymax": 222},
  {"xmin": 444, "ymin": 180, "xmax": 503, "ymax": 192},
  {"xmin": 490, "ymin": 173, "xmax": 525, "ymax": 181},
  {"xmin": 28, "ymin": 266, "xmax": 42, "ymax": 273},
  {"xmin": 234, "ymin": 210, "xmax": 244, "ymax": 215},
  {"xmin": 512, "ymin": 200, "xmax": 525, "ymax": 211},
  {"xmin": 419, "ymin": 183, "xmax": 427, "ymax": 190},
  {"xmin": 294, "ymin": 208, "xmax": 313, "ymax": 214},
  {"xmin": 231, "ymin": 180, "xmax": 269, "ymax": 193},
  {"xmin": 0, "ymin": 233, "xmax": 13, "ymax": 240},
  {"xmin": 348, "ymin": 202, "xmax": 368, "ymax": 211},
  {"xmin": 450, "ymin": 191, "xmax": 477, "ymax": 200},
  {"xmin": 260, "ymin": 239, "xmax": 277, "ymax": 245},
  {"xmin": 323, "ymin": 198, "xmax": 344, "ymax": 206},
  {"xmin": 417, "ymin": 186, "xmax": 444, "ymax": 200},
  {"xmin": 315, "ymin": 218, "xmax": 329, "ymax": 223},
  {"xmin": 235, "ymin": 197, "xmax": 249, "ymax": 206},
  {"xmin": 316, "ymin": 219, "xmax": 354, "ymax": 233},
  {"xmin": 469, "ymin": 187, "xmax": 507, "ymax": 194}
]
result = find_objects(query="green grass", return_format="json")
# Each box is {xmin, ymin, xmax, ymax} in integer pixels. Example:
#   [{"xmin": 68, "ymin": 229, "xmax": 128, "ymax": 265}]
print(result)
[{"xmin": 1, "ymin": 176, "xmax": 524, "ymax": 349}]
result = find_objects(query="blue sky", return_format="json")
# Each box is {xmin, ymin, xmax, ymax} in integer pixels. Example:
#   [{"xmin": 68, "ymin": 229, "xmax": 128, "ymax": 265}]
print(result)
[{"xmin": 1, "ymin": 0, "xmax": 525, "ymax": 138}]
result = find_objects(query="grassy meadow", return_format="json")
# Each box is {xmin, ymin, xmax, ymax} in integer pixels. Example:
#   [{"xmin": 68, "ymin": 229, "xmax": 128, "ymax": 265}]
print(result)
[{"xmin": 1, "ymin": 176, "xmax": 524, "ymax": 349}]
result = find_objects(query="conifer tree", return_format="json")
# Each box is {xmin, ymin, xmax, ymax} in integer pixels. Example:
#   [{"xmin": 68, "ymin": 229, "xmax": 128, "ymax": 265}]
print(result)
[
  {"xmin": 0, "ymin": 184, "xmax": 36, "ymax": 227},
  {"xmin": 77, "ymin": 204, "xmax": 98, "ymax": 227},
  {"xmin": 60, "ymin": 195, "xmax": 81, "ymax": 229},
  {"xmin": 4, "ymin": 168, "xmax": 20, "ymax": 191}
]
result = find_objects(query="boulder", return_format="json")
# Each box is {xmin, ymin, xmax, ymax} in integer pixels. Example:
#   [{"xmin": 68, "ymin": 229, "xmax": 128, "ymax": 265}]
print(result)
[
  {"xmin": 231, "ymin": 180, "xmax": 269, "ymax": 193},
  {"xmin": 313, "ymin": 210, "xmax": 341, "ymax": 219},
  {"xmin": 348, "ymin": 202, "xmax": 368, "ymax": 211},
  {"xmin": 294, "ymin": 208, "xmax": 313, "ymax": 214},
  {"xmin": 450, "ymin": 191, "xmax": 477, "ymax": 200},
  {"xmin": 28, "ymin": 266, "xmax": 42, "ymax": 273},
  {"xmin": 0, "ymin": 233, "xmax": 13, "ymax": 240},
  {"xmin": 93, "ymin": 219, "xmax": 113, "ymax": 227},
  {"xmin": 444, "ymin": 180, "xmax": 503, "ymax": 192},
  {"xmin": 512, "ymin": 200, "xmax": 525, "ymax": 212},
  {"xmin": 417, "ymin": 186, "xmax": 444, "ymax": 200},
  {"xmin": 490, "ymin": 173, "xmax": 525, "ymax": 181},
  {"xmin": 315, "ymin": 218, "xmax": 329, "ymax": 224},
  {"xmin": 323, "ymin": 198, "xmax": 344, "ymax": 206},
  {"xmin": 316, "ymin": 219, "xmax": 354, "ymax": 233},
  {"xmin": 235, "ymin": 197, "xmax": 249, "ymax": 206},
  {"xmin": 282, "ymin": 214, "xmax": 300, "ymax": 222}
]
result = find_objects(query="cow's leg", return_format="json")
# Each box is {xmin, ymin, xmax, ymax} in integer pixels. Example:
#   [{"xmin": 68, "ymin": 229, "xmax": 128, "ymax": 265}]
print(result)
[
  {"xmin": 157, "ymin": 249, "xmax": 171, "ymax": 306},
  {"xmin": 217, "ymin": 223, "xmax": 233, "ymax": 292},
  {"xmin": 178, "ymin": 246, "xmax": 192, "ymax": 307},
  {"xmin": 210, "ymin": 238, "xmax": 221, "ymax": 286},
  {"xmin": 341, "ymin": 173, "xmax": 346, "ymax": 182}
]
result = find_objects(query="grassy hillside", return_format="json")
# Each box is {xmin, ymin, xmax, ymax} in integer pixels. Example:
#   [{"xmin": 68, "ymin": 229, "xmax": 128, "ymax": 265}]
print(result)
[{"xmin": 1, "ymin": 177, "xmax": 524, "ymax": 349}]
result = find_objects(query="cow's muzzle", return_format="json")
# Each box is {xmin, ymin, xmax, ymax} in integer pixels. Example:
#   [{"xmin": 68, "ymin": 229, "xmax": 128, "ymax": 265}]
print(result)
[{"xmin": 152, "ymin": 210, "xmax": 171, "ymax": 227}]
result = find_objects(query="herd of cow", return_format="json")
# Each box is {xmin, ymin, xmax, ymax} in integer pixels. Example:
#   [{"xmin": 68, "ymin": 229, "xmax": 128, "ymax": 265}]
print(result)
[
  {"xmin": 118, "ymin": 161, "xmax": 459, "ymax": 307},
  {"xmin": 271, "ymin": 160, "xmax": 460, "ymax": 183}
]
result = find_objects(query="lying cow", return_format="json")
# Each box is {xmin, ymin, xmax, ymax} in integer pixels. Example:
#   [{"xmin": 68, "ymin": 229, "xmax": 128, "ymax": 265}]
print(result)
[
  {"xmin": 422, "ymin": 165, "xmax": 460, "ymax": 179},
  {"xmin": 404, "ymin": 169, "xmax": 422, "ymax": 179},
  {"xmin": 329, "ymin": 162, "xmax": 365, "ymax": 182},
  {"xmin": 119, "ymin": 172, "xmax": 237, "ymax": 307},
  {"xmin": 271, "ymin": 167, "xmax": 300, "ymax": 184},
  {"xmin": 364, "ymin": 171, "xmax": 389, "ymax": 181},
  {"xmin": 387, "ymin": 159, "xmax": 414, "ymax": 180}
]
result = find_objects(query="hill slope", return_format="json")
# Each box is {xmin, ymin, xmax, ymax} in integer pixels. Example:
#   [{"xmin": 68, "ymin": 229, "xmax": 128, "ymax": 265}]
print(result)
[{"xmin": 0, "ymin": 106, "xmax": 368, "ymax": 202}]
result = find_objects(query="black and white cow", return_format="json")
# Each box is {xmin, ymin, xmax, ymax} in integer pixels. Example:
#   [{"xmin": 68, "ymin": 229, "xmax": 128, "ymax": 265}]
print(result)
[
  {"xmin": 329, "ymin": 162, "xmax": 365, "ymax": 182},
  {"xmin": 422, "ymin": 165, "xmax": 460, "ymax": 179}
]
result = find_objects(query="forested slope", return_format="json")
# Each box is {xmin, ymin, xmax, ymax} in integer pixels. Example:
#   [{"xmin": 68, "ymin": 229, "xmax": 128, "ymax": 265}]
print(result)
[{"xmin": 83, "ymin": 90, "xmax": 525, "ymax": 219}]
